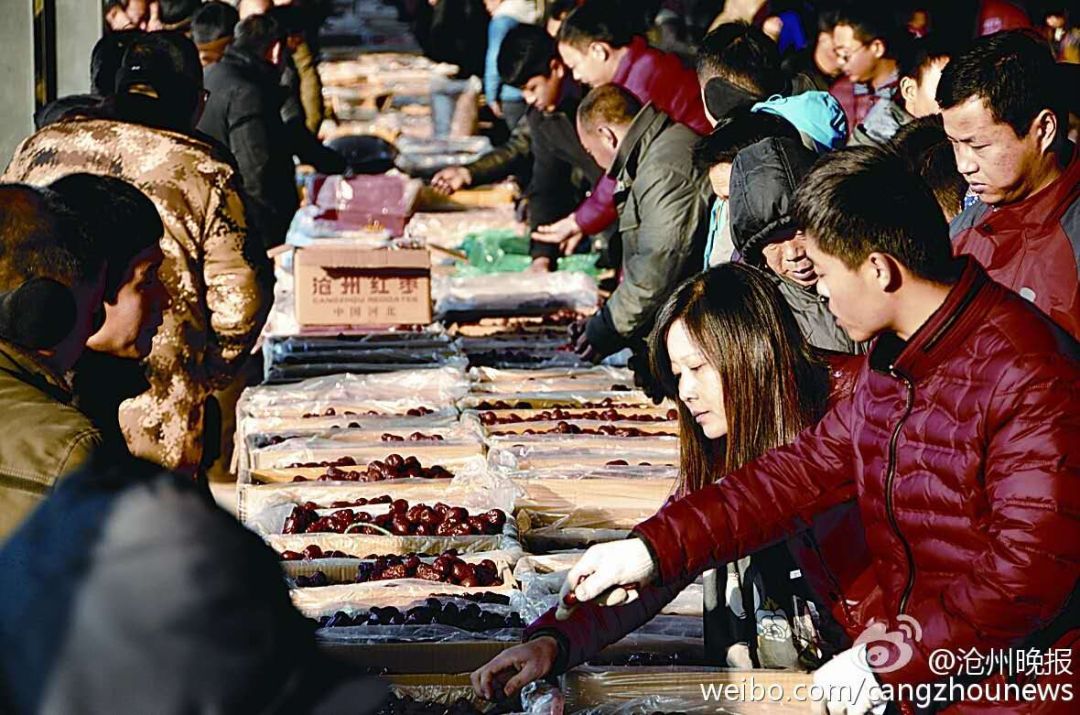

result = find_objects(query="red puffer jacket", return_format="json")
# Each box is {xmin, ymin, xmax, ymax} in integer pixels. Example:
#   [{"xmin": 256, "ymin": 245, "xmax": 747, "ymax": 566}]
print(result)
[
  {"xmin": 633, "ymin": 258, "xmax": 1080, "ymax": 713},
  {"xmin": 949, "ymin": 147, "xmax": 1080, "ymax": 342},
  {"xmin": 523, "ymin": 352, "xmax": 881, "ymax": 671}
]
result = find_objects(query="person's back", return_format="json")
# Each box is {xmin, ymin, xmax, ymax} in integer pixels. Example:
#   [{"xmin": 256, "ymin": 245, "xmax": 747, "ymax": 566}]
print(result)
[
  {"xmin": 939, "ymin": 31, "xmax": 1080, "ymax": 341},
  {"xmin": 0, "ymin": 452, "xmax": 387, "ymax": 714},
  {"xmin": 199, "ymin": 14, "xmax": 298, "ymax": 249},
  {"xmin": 3, "ymin": 33, "xmax": 272, "ymax": 474}
]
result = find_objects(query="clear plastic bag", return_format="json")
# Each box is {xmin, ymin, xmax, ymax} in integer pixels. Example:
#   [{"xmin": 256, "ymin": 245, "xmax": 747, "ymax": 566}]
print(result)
[
  {"xmin": 242, "ymin": 451, "xmax": 489, "ymax": 487},
  {"xmin": 240, "ymin": 410, "xmax": 460, "ymax": 439},
  {"xmin": 245, "ymin": 437, "xmax": 484, "ymax": 472},
  {"xmin": 405, "ymin": 207, "xmax": 523, "ymax": 250},
  {"xmin": 237, "ymin": 366, "xmax": 470, "ymax": 420},
  {"xmin": 244, "ymin": 468, "xmax": 517, "ymax": 532},
  {"xmin": 285, "ymin": 205, "xmax": 393, "ymax": 247},
  {"xmin": 315, "ymin": 624, "xmax": 523, "ymax": 643},
  {"xmin": 467, "ymin": 366, "xmax": 635, "ymax": 393},
  {"xmin": 434, "ymin": 272, "xmax": 598, "ymax": 318},
  {"xmin": 488, "ymin": 443, "xmax": 678, "ymax": 472},
  {"xmin": 458, "ymin": 390, "xmax": 657, "ymax": 411},
  {"xmin": 289, "ymin": 563, "xmax": 517, "ymax": 617}
]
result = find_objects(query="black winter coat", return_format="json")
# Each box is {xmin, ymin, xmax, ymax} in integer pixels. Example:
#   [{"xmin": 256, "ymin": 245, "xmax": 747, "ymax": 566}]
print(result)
[{"xmin": 199, "ymin": 46, "xmax": 298, "ymax": 248}]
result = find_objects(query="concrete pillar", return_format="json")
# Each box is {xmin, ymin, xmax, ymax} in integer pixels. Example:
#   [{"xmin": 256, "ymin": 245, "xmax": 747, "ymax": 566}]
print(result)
[
  {"xmin": 0, "ymin": 0, "xmax": 38, "ymax": 167},
  {"xmin": 56, "ymin": 0, "xmax": 103, "ymax": 97}
]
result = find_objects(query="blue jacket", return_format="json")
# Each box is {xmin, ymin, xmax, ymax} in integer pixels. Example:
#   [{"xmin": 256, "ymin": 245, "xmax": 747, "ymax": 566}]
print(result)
[{"xmin": 485, "ymin": 15, "xmax": 524, "ymax": 105}]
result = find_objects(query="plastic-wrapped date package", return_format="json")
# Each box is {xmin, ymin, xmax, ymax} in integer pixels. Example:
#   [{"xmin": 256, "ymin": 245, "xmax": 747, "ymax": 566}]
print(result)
[
  {"xmin": 288, "ymin": 553, "xmax": 518, "ymax": 616},
  {"xmin": 405, "ymin": 207, "xmax": 523, "ymax": 250},
  {"xmin": 458, "ymin": 391, "xmax": 658, "ymax": 412},
  {"xmin": 507, "ymin": 467, "xmax": 676, "ymax": 526},
  {"xmin": 467, "ymin": 366, "xmax": 637, "ymax": 394},
  {"xmin": 240, "ymin": 467, "xmax": 515, "ymax": 523},
  {"xmin": 488, "ymin": 443, "xmax": 678, "ymax": 472},
  {"xmin": 237, "ymin": 366, "xmax": 470, "ymax": 421},
  {"xmin": 434, "ymin": 272, "xmax": 598, "ymax": 320},
  {"xmin": 244, "ymin": 436, "xmax": 484, "ymax": 475}
]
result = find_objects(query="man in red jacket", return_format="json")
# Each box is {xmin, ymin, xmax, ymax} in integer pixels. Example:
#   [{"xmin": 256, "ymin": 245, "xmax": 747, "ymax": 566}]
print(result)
[
  {"xmin": 939, "ymin": 30, "xmax": 1080, "ymax": 341},
  {"xmin": 528, "ymin": 147, "xmax": 1080, "ymax": 714},
  {"xmin": 529, "ymin": 0, "xmax": 710, "ymax": 256}
]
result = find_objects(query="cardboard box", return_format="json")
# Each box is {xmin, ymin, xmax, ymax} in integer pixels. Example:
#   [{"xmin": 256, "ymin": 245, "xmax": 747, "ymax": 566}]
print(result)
[{"xmin": 294, "ymin": 246, "xmax": 432, "ymax": 327}]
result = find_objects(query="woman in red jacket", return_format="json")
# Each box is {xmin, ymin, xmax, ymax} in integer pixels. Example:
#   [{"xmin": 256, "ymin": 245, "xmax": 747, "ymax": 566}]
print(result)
[{"xmin": 472, "ymin": 263, "xmax": 877, "ymax": 700}]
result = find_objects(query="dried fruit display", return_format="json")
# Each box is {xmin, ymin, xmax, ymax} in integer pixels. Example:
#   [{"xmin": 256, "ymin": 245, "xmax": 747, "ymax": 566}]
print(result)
[
  {"xmin": 478, "ymin": 407, "xmax": 677, "ymax": 425},
  {"xmin": 317, "ymin": 598, "xmax": 524, "ymax": 630},
  {"xmin": 293, "ymin": 551, "xmax": 503, "ymax": 588},
  {"xmin": 288, "ymin": 455, "xmax": 454, "ymax": 483},
  {"xmin": 282, "ymin": 500, "xmax": 507, "ymax": 536}
]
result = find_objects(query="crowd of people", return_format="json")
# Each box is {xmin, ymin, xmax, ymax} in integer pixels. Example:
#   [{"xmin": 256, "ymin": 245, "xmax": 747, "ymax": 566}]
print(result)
[{"xmin": 0, "ymin": 0, "xmax": 1077, "ymax": 713}]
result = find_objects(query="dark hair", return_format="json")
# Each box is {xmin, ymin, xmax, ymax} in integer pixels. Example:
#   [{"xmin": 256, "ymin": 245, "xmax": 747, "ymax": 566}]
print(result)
[
  {"xmin": 267, "ymin": 4, "xmax": 306, "ymax": 37},
  {"xmin": 158, "ymin": 0, "xmax": 201, "ymax": 26},
  {"xmin": 696, "ymin": 22, "xmax": 785, "ymax": 96},
  {"xmin": 544, "ymin": 0, "xmax": 577, "ymax": 26},
  {"xmin": 234, "ymin": 14, "xmax": 283, "ymax": 58},
  {"xmin": 649, "ymin": 263, "xmax": 829, "ymax": 494},
  {"xmin": 817, "ymin": 9, "xmax": 839, "ymax": 34},
  {"xmin": 192, "ymin": 2, "xmax": 240, "ymax": 45},
  {"xmin": 113, "ymin": 32, "xmax": 203, "ymax": 130},
  {"xmin": 834, "ymin": 5, "xmax": 903, "ymax": 58},
  {"xmin": 577, "ymin": 83, "xmax": 643, "ymax": 129},
  {"xmin": 498, "ymin": 24, "xmax": 558, "ymax": 87},
  {"xmin": 47, "ymin": 174, "xmax": 163, "ymax": 302},
  {"xmin": 794, "ymin": 146, "xmax": 954, "ymax": 282},
  {"xmin": 898, "ymin": 34, "xmax": 954, "ymax": 82},
  {"xmin": 558, "ymin": 0, "xmax": 635, "ymax": 50},
  {"xmin": 891, "ymin": 115, "xmax": 967, "ymax": 222},
  {"xmin": 0, "ymin": 185, "xmax": 102, "ymax": 291},
  {"xmin": 936, "ymin": 29, "xmax": 1064, "ymax": 140},
  {"xmin": 691, "ymin": 108, "xmax": 799, "ymax": 173},
  {"xmin": 91, "ymin": 30, "xmax": 144, "ymax": 96}
]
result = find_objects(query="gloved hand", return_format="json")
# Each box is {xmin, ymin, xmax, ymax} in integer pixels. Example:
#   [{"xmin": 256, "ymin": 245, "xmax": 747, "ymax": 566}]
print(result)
[
  {"xmin": 628, "ymin": 349, "xmax": 664, "ymax": 405},
  {"xmin": 555, "ymin": 538, "xmax": 656, "ymax": 620},
  {"xmin": 568, "ymin": 318, "xmax": 600, "ymax": 363},
  {"xmin": 810, "ymin": 645, "xmax": 888, "ymax": 715}
]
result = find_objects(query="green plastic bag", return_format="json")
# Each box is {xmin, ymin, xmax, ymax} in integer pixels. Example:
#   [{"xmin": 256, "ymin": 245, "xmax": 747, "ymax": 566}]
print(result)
[{"xmin": 455, "ymin": 228, "xmax": 600, "ymax": 276}]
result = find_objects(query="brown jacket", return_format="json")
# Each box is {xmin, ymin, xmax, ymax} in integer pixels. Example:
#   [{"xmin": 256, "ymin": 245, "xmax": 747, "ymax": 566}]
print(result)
[
  {"xmin": 4, "ymin": 117, "xmax": 273, "ymax": 472},
  {"xmin": 0, "ymin": 340, "xmax": 102, "ymax": 538}
]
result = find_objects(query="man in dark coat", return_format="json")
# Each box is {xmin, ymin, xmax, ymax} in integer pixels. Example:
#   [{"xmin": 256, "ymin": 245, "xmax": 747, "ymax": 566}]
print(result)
[
  {"xmin": 198, "ymin": 13, "xmax": 298, "ymax": 248},
  {"xmin": 728, "ymin": 136, "xmax": 860, "ymax": 354},
  {"xmin": 563, "ymin": 85, "xmax": 712, "ymax": 362}
]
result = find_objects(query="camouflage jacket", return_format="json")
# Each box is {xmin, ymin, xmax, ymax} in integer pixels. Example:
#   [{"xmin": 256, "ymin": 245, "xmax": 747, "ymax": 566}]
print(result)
[{"xmin": 4, "ymin": 117, "xmax": 273, "ymax": 472}]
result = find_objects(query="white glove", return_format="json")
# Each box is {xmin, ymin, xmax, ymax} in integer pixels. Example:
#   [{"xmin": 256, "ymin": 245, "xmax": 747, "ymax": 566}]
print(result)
[
  {"xmin": 810, "ymin": 645, "xmax": 889, "ymax": 715},
  {"xmin": 554, "ymin": 538, "xmax": 656, "ymax": 620}
]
